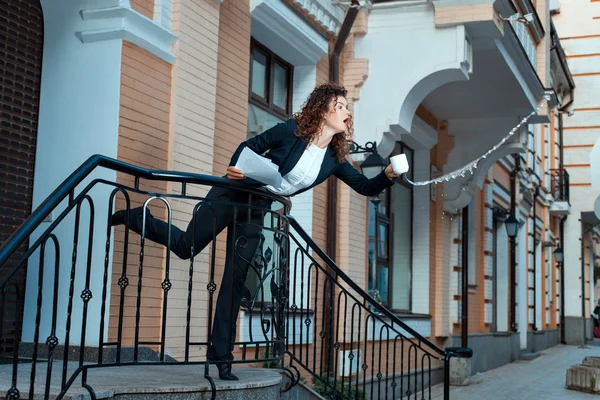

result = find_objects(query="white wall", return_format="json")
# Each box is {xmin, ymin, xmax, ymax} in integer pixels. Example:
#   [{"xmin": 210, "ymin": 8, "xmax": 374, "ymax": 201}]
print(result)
[
  {"xmin": 411, "ymin": 149, "xmax": 430, "ymax": 314},
  {"xmin": 22, "ymin": 0, "xmax": 123, "ymax": 344},
  {"xmin": 353, "ymin": 4, "xmax": 468, "ymax": 155},
  {"xmin": 553, "ymin": 0, "xmax": 600, "ymax": 320},
  {"xmin": 496, "ymin": 222, "xmax": 509, "ymax": 332},
  {"xmin": 564, "ymin": 197, "xmax": 583, "ymax": 317}
]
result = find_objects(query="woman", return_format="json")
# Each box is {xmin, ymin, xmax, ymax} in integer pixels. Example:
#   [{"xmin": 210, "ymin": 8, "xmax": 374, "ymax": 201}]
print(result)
[{"xmin": 111, "ymin": 83, "xmax": 400, "ymax": 379}]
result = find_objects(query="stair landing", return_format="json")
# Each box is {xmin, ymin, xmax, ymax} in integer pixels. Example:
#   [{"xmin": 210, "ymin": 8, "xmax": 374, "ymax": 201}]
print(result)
[{"xmin": 0, "ymin": 362, "xmax": 282, "ymax": 399}]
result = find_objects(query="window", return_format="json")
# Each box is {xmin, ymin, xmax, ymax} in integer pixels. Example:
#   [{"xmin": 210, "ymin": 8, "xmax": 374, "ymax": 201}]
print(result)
[
  {"xmin": 245, "ymin": 39, "xmax": 294, "ymax": 305},
  {"xmin": 247, "ymin": 39, "xmax": 294, "ymax": 140},
  {"xmin": 368, "ymin": 142, "xmax": 414, "ymax": 312}
]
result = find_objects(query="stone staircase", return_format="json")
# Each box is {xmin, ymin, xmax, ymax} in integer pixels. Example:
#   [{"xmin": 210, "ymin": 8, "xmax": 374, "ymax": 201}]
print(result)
[{"xmin": 0, "ymin": 362, "xmax": 284, "ymax": 399}]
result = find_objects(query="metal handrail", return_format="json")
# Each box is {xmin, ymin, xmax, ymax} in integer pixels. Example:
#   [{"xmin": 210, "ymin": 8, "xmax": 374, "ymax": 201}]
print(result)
[
  {"xmin": 0, "ymin": 154, "xmax": 291, "ymax": 280},
  {"xmin": 288, "ymin": 217, "xmax": 447, "ymax": 358}
]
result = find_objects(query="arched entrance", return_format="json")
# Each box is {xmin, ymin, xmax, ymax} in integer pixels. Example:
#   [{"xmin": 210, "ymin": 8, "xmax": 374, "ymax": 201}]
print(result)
[{"xmin": 0, "ymin": 0, "xmax": 44, "ymax": 357}]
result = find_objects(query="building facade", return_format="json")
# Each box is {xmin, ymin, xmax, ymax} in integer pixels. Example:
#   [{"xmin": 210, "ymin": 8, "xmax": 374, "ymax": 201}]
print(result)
[
  {"xmin": 551, "ymin": 0, "xmax": 600, "ymax": 345},
  {"xmin": 0, "ymin": 0, "xmax": 584, "ymax": 394}
]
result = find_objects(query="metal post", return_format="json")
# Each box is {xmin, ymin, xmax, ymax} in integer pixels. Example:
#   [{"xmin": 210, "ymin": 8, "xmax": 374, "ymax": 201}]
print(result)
[
  {"xmin": 582, "ymin": 223, "xmax": 588, "ymax": 346},
  {"xmin": 462, "ymin": 205, "xmax": 469, "ymax": 349},
  {"xmin": 510, "ymin": 156, "xmax": 520, "ymax": 331},
  {"xmin": 560, "ymin": 218, "xmax": 566, "ymax": 344},
  {"xmin": 590, "ymin": 231, "xmax": 595, "ymax": 325},
  {"xmin": 444, "ymin": 355, "xmax": 451, "ymax": 400}
]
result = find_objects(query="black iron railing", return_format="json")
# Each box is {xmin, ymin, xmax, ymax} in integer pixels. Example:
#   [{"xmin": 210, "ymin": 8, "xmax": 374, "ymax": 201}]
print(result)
[
  {"xmin": 0, "ymin": 155, "xmax": 469, "ymax": 400},
  {"xmin": 550, "ymin": 168, "xmax": 570, "ymax": 204},
  {"xmin": 284, "ymin": 218, "xmax": 471, "ymax": 400},
  {"xmin": 0, "ymin": 155, "xmax": 290, "ymax": 400}
]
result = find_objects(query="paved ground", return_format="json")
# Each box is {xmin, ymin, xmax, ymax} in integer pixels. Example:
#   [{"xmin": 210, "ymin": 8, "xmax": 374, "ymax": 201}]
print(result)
[{"xmin": 432, "ymin": 344, "xmax": 600, "ymax": 399}]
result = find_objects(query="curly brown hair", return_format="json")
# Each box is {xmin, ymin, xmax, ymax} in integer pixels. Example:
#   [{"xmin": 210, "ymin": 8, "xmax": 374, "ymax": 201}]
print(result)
[{"xmin": 293, "ymin": 83, "xmax": 353, "ymax": 162}]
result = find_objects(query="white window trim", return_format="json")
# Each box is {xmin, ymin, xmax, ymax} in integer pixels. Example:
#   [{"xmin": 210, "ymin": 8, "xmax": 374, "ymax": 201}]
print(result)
[{"xmin": 80, "ymin": 4, "xmax": 178, "ymax": 64}]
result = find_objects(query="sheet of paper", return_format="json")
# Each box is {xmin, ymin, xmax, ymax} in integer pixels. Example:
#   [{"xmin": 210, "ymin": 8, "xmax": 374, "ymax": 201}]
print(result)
[{"xmin": 234, "ymin": 147, "xmax": 283, "ymax": 188}]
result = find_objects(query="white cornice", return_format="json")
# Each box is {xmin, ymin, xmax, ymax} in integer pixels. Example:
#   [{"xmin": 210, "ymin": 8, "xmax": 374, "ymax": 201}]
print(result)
[
  {"xmin": 79, "ymin": 5, "xmax": 178, "ymax": 64},
  {"xmin": 290, "ymin": 0, "xmax": 345, "ymax": 35},
  {"xmin": 252, "ymin": 0, "xmax": 329, "ymax": 64}
]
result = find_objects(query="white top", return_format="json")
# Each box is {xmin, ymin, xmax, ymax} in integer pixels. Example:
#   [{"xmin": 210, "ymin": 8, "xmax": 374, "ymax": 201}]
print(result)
[{"xmin": 266, "ymin": 144, "xmax": 328, "ymax": 196}]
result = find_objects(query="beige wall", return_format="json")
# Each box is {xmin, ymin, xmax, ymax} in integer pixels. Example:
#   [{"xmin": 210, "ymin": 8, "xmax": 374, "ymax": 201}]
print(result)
[
  {"xmin": 130, "ymin": 0, "xmax": 154, "ymax": 19},
  {"xmin": 212, "ymin": 0, "xmax": 252, "ymax": 362},
  {"xmin": 110, "ymin": 42, "xmax": 172, "ymax": 345},
  {"xmin": 164, "ymin": 0, "xmax": 222, "ymax": 360}
]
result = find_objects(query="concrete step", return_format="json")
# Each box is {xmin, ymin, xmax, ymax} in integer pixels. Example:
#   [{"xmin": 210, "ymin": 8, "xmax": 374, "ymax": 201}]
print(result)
[
  {"xmin": 280, "ymin": 373, "xmax": 325, "ymax": 400},
  {"xmin": 519, "ymin": 352, "xmax": 541, "ymax": 361},
  {"xmin": 567, "ymin": 364, "xmax": 600, "ymax": 394},
  {"xmin": 0, "ymin": 361, "xmax": 282, "ymax": 399}
]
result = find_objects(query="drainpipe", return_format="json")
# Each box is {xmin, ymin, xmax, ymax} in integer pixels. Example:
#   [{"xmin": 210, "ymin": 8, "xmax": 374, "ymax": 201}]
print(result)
[
  {"xmin": 581, "ymin": 222, "xmax": 587, "ymax": 345},
  {"xmin": 557, "ymin": 108, "xmax": 568, "ymax": 344},
  {"xmin": 560, "ymin": 216, "xmax": 566, "ymax": 344},
  {"xmin": 590, "ymin": 231, "xmax": 595, "ymax": 332},
  {"xmin": 461, "ymin": 205, "xmax": 469, "ymax": 348},
  {"xmin": 558, "ymin": 113, "xmax": 564, "ymax": 172},
  {"xmin": 323, "ymin": 1, "xmax": 359, "ymax": 375},
  {"xmin": 510, "ymin": 156, "xmax": 520, "ymax": 332},
  {"xmin": 327, "ymin": 0, "xmax": 359, "ymax": 261},
  {"xmin": 532, "ymin": 187, "xmax": 539, "ymax": 331}
]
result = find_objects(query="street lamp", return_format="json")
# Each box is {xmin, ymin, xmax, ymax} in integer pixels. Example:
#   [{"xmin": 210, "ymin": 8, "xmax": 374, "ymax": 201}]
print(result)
[
  {"xmin": 554, "ymin": 246, "xmax": 564, "ymax": 264},
  {"xmin": 505, "ymin": 214, "xmax": 519, "ymax": 238},
  {"xmin": 348, "ymin": 140, "xmax": 387, "ymax": 178},
  {"xmin": 360, "ymin": 152, "xmax": 387, "ymax": 179},
  {"xmin": 505, "ymin": 213, "xmax": 519, "ymax": 332},
  {"xmin": 349, "ymin": 141, "xmax": 387, "ymax": 204}
]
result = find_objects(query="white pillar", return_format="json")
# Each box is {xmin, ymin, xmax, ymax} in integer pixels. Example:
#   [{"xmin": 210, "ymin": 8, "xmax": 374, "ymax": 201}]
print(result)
[
  {"xmin": 518, "ymin": 221, "xmax": 528, "ymax": 349},
  {"xmin": 564, "ymin": 216, "xmax": 583, "ymax": 317},
  {"xmin": 22, "ymin": 0, "xmax": 123, "ymax": 345},
  {"xmin": 412, "ymin": 149, "xmax": 430, "ymax": 314},
  {"xmin": 496, "ymin": 223, "xmax": 509, "ymax": 332}
]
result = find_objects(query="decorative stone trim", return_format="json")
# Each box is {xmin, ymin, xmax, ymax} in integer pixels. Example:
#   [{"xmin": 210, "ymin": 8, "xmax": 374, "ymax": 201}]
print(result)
[
  {"xmin": 290, "ymin": 0, "xmax": 346, "ymax": 35},
  {"xmin": 79, "ymin": 4, "xmax": 178, "ymax": 64}
]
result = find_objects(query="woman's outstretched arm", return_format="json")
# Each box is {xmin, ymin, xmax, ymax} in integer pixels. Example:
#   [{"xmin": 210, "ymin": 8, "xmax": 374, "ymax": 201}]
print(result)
[{"xmin": 334, "ymin": 160, "xmax": 397, "ymax": 197}]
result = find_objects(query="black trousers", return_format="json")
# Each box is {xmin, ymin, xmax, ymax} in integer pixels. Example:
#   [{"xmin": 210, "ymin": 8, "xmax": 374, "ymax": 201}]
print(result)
[{"xmin": 125, "ymin": 185, "xmax": 272, "ymax": 365}]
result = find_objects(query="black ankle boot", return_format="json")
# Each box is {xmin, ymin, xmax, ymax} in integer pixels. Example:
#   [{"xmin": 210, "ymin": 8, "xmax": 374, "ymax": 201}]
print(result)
[
  {"xmin": 217, "ymin": 365, "xmax": 238, "ymax": 381},
  {"xmin": 110, "ymin": 207, "xmax": 147, "ymax": 227},
  {"xmin": 208, "ymin": 347, "xmax": 238, "ymax": 380},
  {"xmin": 110, "ymin": 210, "xmax": 127, "ymax": 226}
]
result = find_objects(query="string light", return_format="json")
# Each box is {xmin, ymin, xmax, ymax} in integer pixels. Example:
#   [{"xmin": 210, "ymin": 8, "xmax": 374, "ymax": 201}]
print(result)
[{"xmin": 404, "ymin": 109, "xmax": 538, "ymax": 187}]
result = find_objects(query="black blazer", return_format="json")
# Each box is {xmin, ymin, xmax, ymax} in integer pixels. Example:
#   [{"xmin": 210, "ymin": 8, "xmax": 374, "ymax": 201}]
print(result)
[{"xmin": 229, "ymin": 118, "xmax": 395, "ymax": 197}]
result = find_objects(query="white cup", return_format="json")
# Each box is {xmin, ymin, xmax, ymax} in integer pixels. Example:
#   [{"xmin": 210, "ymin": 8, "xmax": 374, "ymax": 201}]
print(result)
[{"xmin": 390, "ymin": 154, "xmax": 409, "ymax": 175}]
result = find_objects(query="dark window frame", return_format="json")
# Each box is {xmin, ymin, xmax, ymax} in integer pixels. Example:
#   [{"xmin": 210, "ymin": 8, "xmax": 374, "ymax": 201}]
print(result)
[
  {"xmin": 249, "ymin": 38, "xmax": 294, "ymax": 121},
  {"xmin": 369, "ymin": 142, "xmax": 414, "ymax": 313}
]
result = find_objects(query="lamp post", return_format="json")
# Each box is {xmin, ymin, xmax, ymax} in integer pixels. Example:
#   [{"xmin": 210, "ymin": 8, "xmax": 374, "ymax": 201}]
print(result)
[
  {"xmin": 349, "ymin": 141, "xmax": 387, "ymax": 204},
  {"xmin": 349, "ymin": 141, "xmax": 386, "ymax": 177},
  {"xmin": 505, "ymin": 214, "xmax": 519, "ymax": 332},
  {"xmin": 554, "ymin": 246, "xmax": 564, "ymax": 263}
]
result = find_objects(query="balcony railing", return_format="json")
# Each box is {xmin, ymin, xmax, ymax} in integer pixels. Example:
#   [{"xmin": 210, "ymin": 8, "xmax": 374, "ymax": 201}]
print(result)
[{"xmin": 550, "ymin": 168, "xmax": 570, "ymax": 204}]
